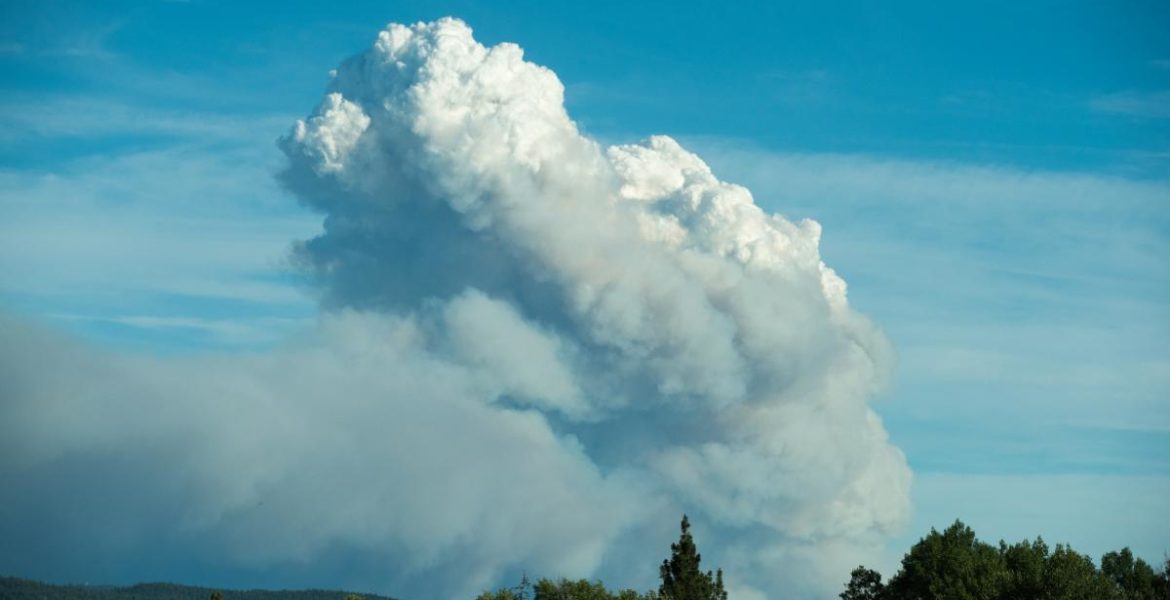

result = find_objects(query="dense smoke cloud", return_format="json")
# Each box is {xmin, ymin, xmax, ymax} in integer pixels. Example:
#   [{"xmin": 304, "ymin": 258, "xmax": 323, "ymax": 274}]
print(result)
[{"xmin": 0, "ymin": 18, "xmax": 910, "ymax": 599}]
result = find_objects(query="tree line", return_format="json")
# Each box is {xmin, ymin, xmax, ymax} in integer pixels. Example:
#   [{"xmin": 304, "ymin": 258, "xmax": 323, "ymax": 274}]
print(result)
[
  {"xmin": 477, "ymin": 517, "xmax": 1169, "ymax": 600},
  {"xmin": 842, "ymin": 520, "xmax": 1170, "ymax": 600},
  {"xmin": 3, "ymin": 516, "xmax": 1164, "ymax": 599}
]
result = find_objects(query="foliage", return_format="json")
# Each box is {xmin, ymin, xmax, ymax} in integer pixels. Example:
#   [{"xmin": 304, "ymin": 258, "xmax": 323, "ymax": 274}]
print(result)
[
  {"xmin": 658, "ymin": 515, "xmax": 727, "ymax": 600},
  {"xmin": 883, "ymin": 520, "xmax": 1008, "ymax": 599},
  {"xmin": 477, "ymin": 577, "xmax": 655, "ymax": 600},
  {"xmin": 534, "ymin": 578, "xmax": 656, "ymax": 600},
  {"xmin": 476, "ymin": 589, "xmax": 523, "ymax": 600},
  {"xmin": 841, "ymin": 567, "xmax": 884, "ymax": 600},
  {"xmin": 1041, "ymin": 544, "xmax": 1120, "ymax": 599},
  {"xmin": 840, "ymin": 520, "xmax": 1170, "ymax": 600},
  {"xmin": 1102, "ymin": 548, "xmax": 1162, "ymax": 600}
]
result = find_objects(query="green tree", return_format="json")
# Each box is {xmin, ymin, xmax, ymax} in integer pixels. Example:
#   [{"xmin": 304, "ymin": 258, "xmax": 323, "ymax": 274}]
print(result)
[
  {"xmin": 839, "ymin": 522, "xmax": 1169, "ymax": 600},
  {"xmin": 840, "ymin": 566, "xmax": 884, "ymax": 600},
  {"xmin": 533, "ymin": 578, "xmax": 655, "ymax": 600},
  {"xmin": 1042, "ymin": 544, "xmax": 1120, "ymax": 599},
  {"xmin": 1156, "ymin": 558, "xmax": 1170, "ymax": 599},
  {"xmin": 1000, "ymin": 537, "xmax": 1048, "ymax": 598},
  {"xmin": 658, "ymin": 515, "xmax": 727, "ymax": 600},
  {"xmin": 884, "ymin": 520, "xmax": 1007, "ymax": 600},
  {"xmin": 1102, "ymin": 548, "xmax": 1160, "ymax": 600},
  {"xmin": 477, "ymin": 590, "xmax": 522, "ymax": 600}
]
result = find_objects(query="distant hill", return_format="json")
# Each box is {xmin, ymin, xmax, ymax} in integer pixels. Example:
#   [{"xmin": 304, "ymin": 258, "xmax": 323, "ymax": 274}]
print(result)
[{"xmin": 0, "ymin": 576, "xmax": 398, "ymax": 600}]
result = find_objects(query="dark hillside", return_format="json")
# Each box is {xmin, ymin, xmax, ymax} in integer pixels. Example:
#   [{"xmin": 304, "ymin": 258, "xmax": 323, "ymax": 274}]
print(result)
[{"xmin": 0, "ymin": 577, "xmax": 396, "ymax": 600}]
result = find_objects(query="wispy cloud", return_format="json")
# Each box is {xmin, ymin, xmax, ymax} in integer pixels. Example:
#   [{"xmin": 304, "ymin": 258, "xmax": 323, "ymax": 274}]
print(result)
[
  {"xmin": 9, "ymin": 18, "xmax": 125, "ymax": 61},
  {"xmin": 1090, "ymin": 89, "xmax": 1170, "ymax": 119},
  {"xmin": 0, "ymin": 96, "xmax": 294, "ymax": 143},
  {"xmin": 49, "ymin": 313, "xmax": 311, "ymax": 348},
  {"xmin": 755, "ymin": 68, "xmax": 836, "ymax": 106},
  {"xmin": 0, "ymin": 140, "xmax": 318, "ymax": 350},
  {"xmin": 688, "ymin": 136, "xmax": 1170, "ymax": 439}
]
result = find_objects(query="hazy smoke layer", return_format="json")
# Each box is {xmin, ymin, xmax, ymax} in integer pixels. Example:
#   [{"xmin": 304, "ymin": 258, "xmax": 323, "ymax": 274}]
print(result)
[{"xmin": 0, "ymin": 18, "xmax": 910, "ymax": 599}]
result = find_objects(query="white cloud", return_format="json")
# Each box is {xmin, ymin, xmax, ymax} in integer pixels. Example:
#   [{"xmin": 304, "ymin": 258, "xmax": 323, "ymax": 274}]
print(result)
[
  {"xmin": 442, "ymin": 289, "xmax": 591, "ymax": 419},
  {"xmin": 0, "ymin": 17, "xmax": 911, "ymax": 599},
  {"xmin": 5, "ymin": 16, "xmax": 1167, "ymax": 593},
  {"xmin": 281, "ymin": 13, "xmax": 908, "ymax": 531},
  {"xmin": 685, "ymin": 139, "xmax": 1170, "ymax": 433},
  {"xmin": 0, "ymin": 145, "xmax": 319, "ymax": 318},
  {"xmin": 1090, "ymin": 89, "xmax": 1170, "ymax": 119},
  {"xmin": 678, "ymin": 141, "xmax": 1169, "ymax": 582},
  {"xmin": 0, "ymin": 312, "xmax": 641, "ymax": 598},
  {"xmin": 277, "ymin": 17, "xmax": 908, "ymax": 595}
]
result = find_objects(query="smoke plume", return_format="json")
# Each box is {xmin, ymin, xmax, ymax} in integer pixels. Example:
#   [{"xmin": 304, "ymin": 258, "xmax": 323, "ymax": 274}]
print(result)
[{"xmin": 0, "ymin": 18, "xmax": 910, "ymax": 599}]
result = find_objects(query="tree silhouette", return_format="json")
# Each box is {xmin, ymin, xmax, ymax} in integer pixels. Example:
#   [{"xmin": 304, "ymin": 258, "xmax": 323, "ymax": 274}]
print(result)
[
  {"xmin": 840, "ymin": 567, "xmax": 884, "ymax": 600},
  {"xmin": 658, "ymin": 515, "xmax": 727, "ymax": 600},
  {"xmin": 838, "ymin": 520, "xmax": 1169, "ymax": 600}
]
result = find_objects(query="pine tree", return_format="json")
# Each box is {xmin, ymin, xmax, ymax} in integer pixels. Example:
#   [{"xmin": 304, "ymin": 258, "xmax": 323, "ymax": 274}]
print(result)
[{"xmin": 658, "ymin": 515, "xmax": 727, "ymax": 600}]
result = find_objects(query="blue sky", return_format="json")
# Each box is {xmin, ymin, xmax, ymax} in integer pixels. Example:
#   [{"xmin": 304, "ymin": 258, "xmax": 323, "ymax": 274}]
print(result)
[{"xmin": 2, "ymin": 0, "xmax": 1168, "ymax": 593}]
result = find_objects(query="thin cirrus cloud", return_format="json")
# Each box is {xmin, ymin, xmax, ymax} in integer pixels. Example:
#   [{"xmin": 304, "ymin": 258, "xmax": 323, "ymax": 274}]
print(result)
[
  {"xmin": 0, "ymin": 129, "xmax": 319, "ymax": 348},
  {"xmin": 1089, "ymin": 89, "xmax": 1170, "ymax": 119},
  {"xmin": 1, "ymin": 17, "xmax": 910, "ymax": 600},
  {"xmin": 0, "ymin": 96, "xmax": 295, "ymax": 142}
]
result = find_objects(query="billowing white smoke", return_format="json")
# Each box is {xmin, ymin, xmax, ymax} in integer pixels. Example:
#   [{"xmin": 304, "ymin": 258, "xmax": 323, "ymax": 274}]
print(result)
[
  {"xmin": 280, "ymin": 16, "xmax": 911, "ymax": 593},
  {"xmin": 0, "ymin": 18, "xmax": 909, "ymax": 600}
]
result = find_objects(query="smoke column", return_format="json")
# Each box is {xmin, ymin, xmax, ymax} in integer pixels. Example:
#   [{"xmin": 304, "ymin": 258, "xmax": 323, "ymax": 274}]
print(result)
[{"xmin": 0, "ymin": 18, "xmax": 910, "ymax": 600}]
